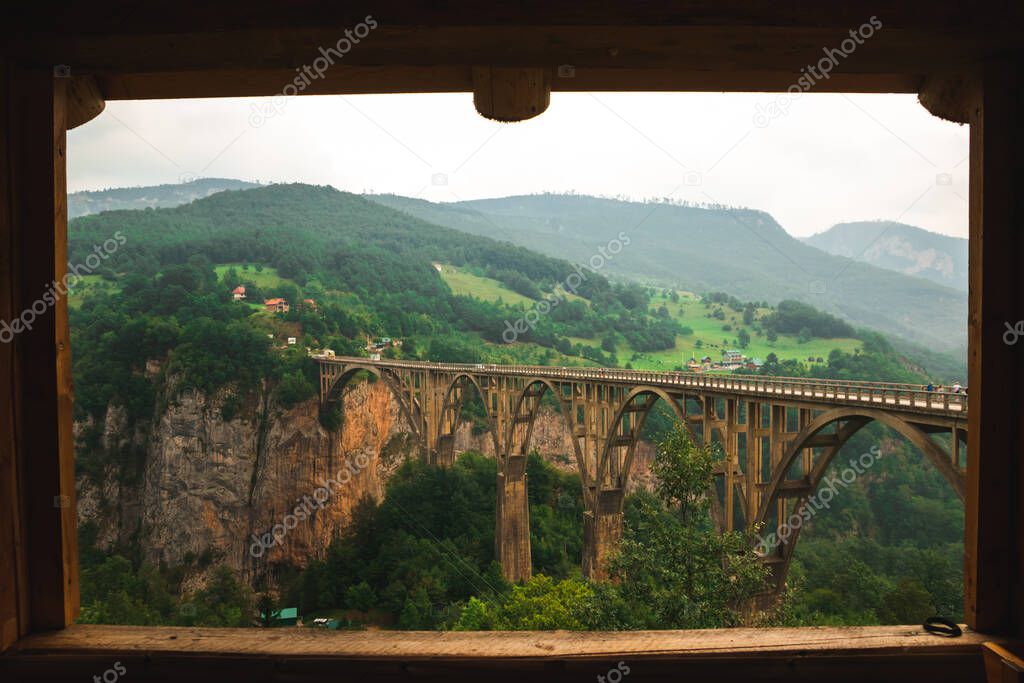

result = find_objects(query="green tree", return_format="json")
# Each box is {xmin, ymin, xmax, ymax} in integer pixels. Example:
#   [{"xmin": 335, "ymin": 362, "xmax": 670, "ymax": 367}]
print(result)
[{"xmin": 603, "ymin": 426, "xmax": 771, "ymax": 628}]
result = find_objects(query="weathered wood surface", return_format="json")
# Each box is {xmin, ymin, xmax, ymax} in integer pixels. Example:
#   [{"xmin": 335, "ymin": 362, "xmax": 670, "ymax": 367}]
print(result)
[
  {"xmin": 964, "ymin": 57, "xmax": 1024, "ymax": 637},
  {"xmin": 0, "ymin": 63, "xmax": 78, "ymax": 652},
  {"xmin": 1, "ymin": 624, "xmax": 1001, "ymax": 682}
]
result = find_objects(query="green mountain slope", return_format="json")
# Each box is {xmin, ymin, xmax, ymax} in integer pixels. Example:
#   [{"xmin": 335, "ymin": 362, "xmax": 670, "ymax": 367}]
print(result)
[
  {"xmin": 803, "ymin": 220, "xmax": 968, "ymax": 291},
  {"xmin": 368, "ymin": 194, "xmax": 967, "ymax": 353}
]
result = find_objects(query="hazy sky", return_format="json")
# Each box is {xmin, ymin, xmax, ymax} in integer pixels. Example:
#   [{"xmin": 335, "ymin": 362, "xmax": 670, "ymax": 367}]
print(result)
[{"xmin": 68, "ymin": 92, "xmax": 969, "ymax": 238}]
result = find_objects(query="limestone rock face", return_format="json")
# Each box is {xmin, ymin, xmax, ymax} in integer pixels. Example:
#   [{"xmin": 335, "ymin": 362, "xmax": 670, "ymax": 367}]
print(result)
[
  {"xmin": 77, "ymin": 380, "xmax": 414, "ymax": 586},
  {"xmin": 76, "ymin": 379, "xmax": 658, "ymax": 590}
]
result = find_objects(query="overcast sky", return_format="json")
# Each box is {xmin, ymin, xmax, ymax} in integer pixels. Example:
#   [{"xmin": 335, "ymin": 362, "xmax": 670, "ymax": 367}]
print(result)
[{"xmin": 68, "ymin": 92, "xmax": 969, "ymax": 238}]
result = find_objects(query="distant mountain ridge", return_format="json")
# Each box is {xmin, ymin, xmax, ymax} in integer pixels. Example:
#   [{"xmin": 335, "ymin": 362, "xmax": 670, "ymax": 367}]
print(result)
[
  {"xmin": 803, "ymin": 221, "xmax": 968, "ymax": 291},
  {"xmin": 69, "ymin": 178, "xmax": 258, "ymax": 218},
  {"xmin": 367, "ymin": 193, "xmax": 967, "ymax": 354}
]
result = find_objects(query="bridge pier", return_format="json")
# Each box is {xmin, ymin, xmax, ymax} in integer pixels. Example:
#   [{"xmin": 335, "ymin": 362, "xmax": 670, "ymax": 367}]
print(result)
[
  {"xmin": 432, "ymin": 434, "xmax": 456, "ymax": 467},
  {"xmin": 495, "ymin": 454, "xmax": 532, "ymax": 583},
  {"xmin": 582, "ymin": 487, "xmax": 624, "ymax": 581}
]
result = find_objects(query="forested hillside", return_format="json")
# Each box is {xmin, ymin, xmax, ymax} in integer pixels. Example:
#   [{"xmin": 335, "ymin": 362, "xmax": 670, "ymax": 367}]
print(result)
[{"xmin": 369, "ymin": 193, "xmax": 967, "ymax": 355}]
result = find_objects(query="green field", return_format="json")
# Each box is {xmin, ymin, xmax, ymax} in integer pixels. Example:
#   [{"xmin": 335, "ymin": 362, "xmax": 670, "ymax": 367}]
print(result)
[
  {"xmin": 643, "ymin": 290, "xmax": 862, "ymax": 366},
  {"xmin": 435, "ymin": 267, "xmax": 861, "ymax": 371},
  {"xmin": 438, "ymin": 265, "xmax": 537, "ymax": 307},
  {"xmin": 214, "ymin": 263, "xmax": 291, "ymax": 289}
]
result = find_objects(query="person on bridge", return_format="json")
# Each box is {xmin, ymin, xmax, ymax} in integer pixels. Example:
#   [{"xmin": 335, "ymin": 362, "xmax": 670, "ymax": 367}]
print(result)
[
  {"xmin": 952, "ymin": 381, "xmax": 962, "ymax": 394},
  {"xmin": 926, "ymin": 382, "xmax": 934, "ymax": 392}
]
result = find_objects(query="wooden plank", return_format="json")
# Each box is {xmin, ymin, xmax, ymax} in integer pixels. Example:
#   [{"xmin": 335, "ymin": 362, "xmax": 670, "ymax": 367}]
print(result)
[
  {"xmin": 7, "ymin": 623, "xmax": 1000, "ymax": 659},
  {"xmin": 964, "ymin": 57, "xmax": 1024, "ymax": 636},
  {"xmin": 3, "ymin": 22, "xmax": 1012, "ymax": 92},
  {"xmin": 6, "ymin": 65, "xmax": 78, "ymax": 635},
  {"xmin": 8, "ymin": 0, "xmax": 1023, "ymax": 33},
  {"xmin": 0, "ymin": 59, "xmax": 28, "ymax": 654},
  {"xmin": 982, "ymin": 643, "xmax": 1024, "ymax": 683}
]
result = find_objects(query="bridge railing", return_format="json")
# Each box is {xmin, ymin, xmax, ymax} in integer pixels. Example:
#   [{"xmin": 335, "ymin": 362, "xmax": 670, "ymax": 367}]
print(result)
[{"xmin": 317, "ymin": 356, "xmax": 966, "ymax": 414}]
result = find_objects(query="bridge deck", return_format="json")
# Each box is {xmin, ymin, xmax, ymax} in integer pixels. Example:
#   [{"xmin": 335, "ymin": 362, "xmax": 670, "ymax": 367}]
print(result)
[{"xmin": 318, "ymin": 356, "xmax": 967, "ymax": 420}]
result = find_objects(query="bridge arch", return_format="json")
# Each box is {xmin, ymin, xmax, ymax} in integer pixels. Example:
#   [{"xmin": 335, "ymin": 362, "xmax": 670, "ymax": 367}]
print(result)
[
  {"xmin": 754, "ymin": 406, "xmax": 966, "ymax": 590},
  {"xmin": 323, "ymin": 364, "xmax": 425, "ymax": 446},
  {"xmin": 438, "ymin": 373, "xmax": 501, "ymax": 459},
  {"xmin": 505, "ymin": 377, "xmax": 588, "ymax": 494},
  {"xmin": 595, "ymin": 385, "xmax": 691, "ymax": 493}
]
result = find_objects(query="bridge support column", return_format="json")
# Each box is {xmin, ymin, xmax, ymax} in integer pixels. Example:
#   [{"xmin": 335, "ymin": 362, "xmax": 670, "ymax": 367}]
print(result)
[
  {"xmin": 495, "ymin": 454, "xmax": 532, "ymax": 583},
  {"xmin": 582, "ymin": 487, "xmax": 624, "ymax": 581},
  {"xmin": 432, "ymin": 434, "xmax": 456, "ymax": 467}
]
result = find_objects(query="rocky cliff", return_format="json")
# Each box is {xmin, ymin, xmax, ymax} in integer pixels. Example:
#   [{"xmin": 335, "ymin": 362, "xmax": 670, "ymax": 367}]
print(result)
[{"xmin": 77, "ymin": 379, "xmax": 657, "ymax": 590}]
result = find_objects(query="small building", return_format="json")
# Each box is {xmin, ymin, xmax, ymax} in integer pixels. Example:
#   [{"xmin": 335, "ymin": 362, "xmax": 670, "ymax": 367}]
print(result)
[
  {"xmin": 722, "ymin": 349, "xmax": 744, "ymax": 364},
  {"xmin": 369, "ymin": 352, "xmax": 382, "ymax": 361},
  {"xmin": 302, "ymin": 298, "xmax": 317, "ymax": 310},
  {"xmin": 686, "ymin": 358, "xmax": 702, "ymax": 372},
  {"xmin": 264, "ymin": 298, "xmax": 289, "ymax": 313},
  {"xmin": 261, "ymin": 607, "xmax": 298, "ymax": 627},
  {"xmin": 231, "ymin": 285, "xmax": 246, "ymax": 301},
  {"xmin": 287, "ymin": 337, "xmax": 296, "ymax": 345}
]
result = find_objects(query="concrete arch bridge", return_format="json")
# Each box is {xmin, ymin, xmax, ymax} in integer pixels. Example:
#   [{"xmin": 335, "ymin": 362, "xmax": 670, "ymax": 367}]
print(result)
[{"xmin": 318, "ymin": 356, "xmax": 967, "ymax": 591}]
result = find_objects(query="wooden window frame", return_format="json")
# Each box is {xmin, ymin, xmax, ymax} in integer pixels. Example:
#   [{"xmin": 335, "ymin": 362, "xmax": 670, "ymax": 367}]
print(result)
[{"xmin": 1, "ymin": 8, "xmax": 1022, "ymax": 680}]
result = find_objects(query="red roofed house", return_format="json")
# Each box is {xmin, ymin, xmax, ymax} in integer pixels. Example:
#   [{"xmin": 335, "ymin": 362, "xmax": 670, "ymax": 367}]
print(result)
[
  {"xmin": 231, "ymin": 285, "xmax": 246, "ymax": 301},
  {"xmin": 302, "ymin": 298, "xmax": 317, "ymax": 310},
  {"xmin": 264, "ymin": 298, "xmax": 289, "ymax": 313}
]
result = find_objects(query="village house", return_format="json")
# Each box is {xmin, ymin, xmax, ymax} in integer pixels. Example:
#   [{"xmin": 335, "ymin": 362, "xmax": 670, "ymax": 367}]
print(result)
[
  {"xmin": 721, "ymin": 349, "xmax": 745, "ymax": 369},
  {"xmin": 264, "ymin": 298, "xmax": 289, "ymax": 313},
  {"xmin": 231, "ymin": 285, "xmax": 246, "ymax": 301},
  {"xmin": 302, "ymin": 298, "xmax": 317, "ymax": 310}
]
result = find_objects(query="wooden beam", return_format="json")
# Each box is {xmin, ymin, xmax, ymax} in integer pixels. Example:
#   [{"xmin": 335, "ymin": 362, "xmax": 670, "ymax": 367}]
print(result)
[
  {"xmin": 3, "ymin": 24, "xmax": 1006, "ymax": 86},
  {"xmin": 65, "ymin": 74, "xmax": 105, "ymax": 129},
  {"xmin": 0, "ymin": 623, "xmax": 1001, "ymax": 682},
  {"xmin": 0, "ymin": 60, "xmax": 26, "ymax": 654},
  {"xmin": 964, "ymin": 57, "xmax": 1024, "ymax": 636},
  {"xmin": 982, "ymin": 643, "xmax": 1024, "ymax": 682},
  {"xmin": 3, "ymin": 63, "xmax": 78, "ymax": 639},
  {"xmin": 97, "ymin": 66, "xmax": 919, "ymax": 102}
]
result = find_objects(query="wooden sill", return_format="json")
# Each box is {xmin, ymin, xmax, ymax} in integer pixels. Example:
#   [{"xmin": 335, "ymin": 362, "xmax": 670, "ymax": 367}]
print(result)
[{"xmin": 0, "ymin": 624, "xmax": 1005, "ymax": 682}]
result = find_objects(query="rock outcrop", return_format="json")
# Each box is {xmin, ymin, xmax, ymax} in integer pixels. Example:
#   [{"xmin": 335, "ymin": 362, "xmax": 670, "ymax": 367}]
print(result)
[{"xmin": 77, "ymin": 379, "xmax": 658, "ymax": 590}]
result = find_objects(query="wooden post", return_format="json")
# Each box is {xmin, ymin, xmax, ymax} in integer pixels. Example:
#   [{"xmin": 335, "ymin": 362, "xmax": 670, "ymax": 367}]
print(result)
[
  {"xmin": 472, "ymin": 67, "xmax": 550, "ymax": 122},
  {"xmin": 964, "ymin": 58, "xmax": 1024, "ymax": 636},
  {"xmin": 0, "ymin": 62, "xmax": 78, "ymax": 648}
]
